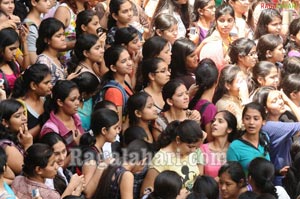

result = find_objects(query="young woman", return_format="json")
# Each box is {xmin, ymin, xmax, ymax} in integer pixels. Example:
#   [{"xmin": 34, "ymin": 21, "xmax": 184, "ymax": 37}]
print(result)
[
  {"xmin": 70, "ymin": 33, "xmax": 105, "ymax": 78},
  {"xmin": 0, "ymin": 147, "xmax": 17, "ymax": 198},
  {"xmin": 218, "ymin": 162, "xmax": 248, "ymax": 199},
  {"xmin": 141, "ymin": 36, "xmax": 171, "ymax": 65},
  {"xmin": 11, "ymin": 143, "xmax": 83, "ymax": 199},
  {"xmin": 248, "ymin": 158, "xmax": 290, "ymax": 199},
  {"xmin": 141, "ymin": 120, "xmax": 204, "ymax": 193},
  {"xmin": 201, "ymin": 110, "xmax": 238, "ymax": 178},
  {"xmin": 191, "ymin": 0, "xmax": 215, "ymax": 44},
  {"xmin": 188, "ymin": 175, "xmax": 219, "ymax": 199},
  {"xmin": 40, "ymin": 80, "xmax": 84, "ymax": 148},
  {"xmin": 152, "ymin": 0, "xmax": 190, "ymax": 38},
  {"xmin": 127, "ymin": 92, "xmax": 158, "ymax": 143},
  {"xmin": 146, "ymin": 170, "xmax": 188, "ymax": 199},
  {"xmin": 75, "ymin": 10, "xmax": 102, "ymax": 37},
  {"xmin": 251, "ymin": 61, "xmax": 279, "ymax": 94},
  {"xmin": 285, "ymin": 18, "xmax": 300, "ymax": 57},
  {"xmin": 39, "ymin": 133, "xmax": 85, "ymax": 197},
  {"xmin": 213, "ymin": 65, "xmax": 246, "ymax": 130},
  {"xmin": 228, "ymin": 0, "xmax": 251, "ymax": 38},
  {"xmin": 154, "ymin": 80, "xmax": 201, "ymax": 140},
  {"xmin": 153, "ymin": 13, "xmax": 178, "ymax": 45},
  {"xmin": 106, "ymin": 0, "xmax": 134, "ymax": 45},
  {"xmin": 189, "ymin": 58, "xmax": 219, "ymax": 141},
  {"xmin": 281, "ymin": 73, "xmax": 300, "ymax": 109},
  {"xmin": 0, "ymin": 28, "xmax": 21, "ymax": 96},
  {"xmin": 92, "ymin": 139, "xmax": 150, "ymax": 199},
  {"xmin": 137, "ymin": 58, "xmax": 170, "ymax": 113},
  {"xmin": 79, "ymin": 108, "xmax": 120, "ymax": 198},
  {"xmin": 253, "ymin": 86, "xmax": 300, "ymax": 185},
  {"xmin": 199, "ymin": 4, "xmax": 235, "ymax": 71},
  {"xmin": 54, "ymin": 0, "xmax": 89, "ymax": 65},
  {"xmin": 254, "ymin": 8, "xmax": 284, "ymax": 40},
  {"xmin": 11, "ymin": 63, "xmax": 52, "ymax": 139},
  {"xmin": 0, "ymin": 99, "xmax": 32, "ymax": 176},
  {"xmin": 170, "ymin": 38, "xmax": 198, "ymax": 90},
  {"xmin": 101, "ymin": 45, "xmax": 134, "ymax": 124},
  {"xmin": 24, "ymin": 0, "xmax": 51, "ymax": 64},
  {"xmin": 228, "ymin": 38, "xmax": 257, "ymax": 77},
  {"xmin": 114, "ymin": 26, "xmax": 143, "ymax": 88},
  {"xmin": 35, "ymin": 18, "xmax": 67, "ymax": 85},
  {"xmin": 71, "ymin": 72, "xmax": 100, "ymax": 131},
  {"xmin": 227, "ymin": 102, "xmax": 270, "ymax": 173},
  {"xmin": 257, "ymin": 34, "xmax": 285, "ymax": 64}
]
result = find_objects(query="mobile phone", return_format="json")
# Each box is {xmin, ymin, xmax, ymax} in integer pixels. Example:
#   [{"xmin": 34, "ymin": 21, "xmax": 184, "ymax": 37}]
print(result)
[
  {"xmin": 32, "ymin": 188, "xmax": 40, "ymax": 198},
  {"xmin": 96, "ymin": 27, "xmax": 107, "ymax": 36},
  {"xmin": 189, "ymin": 27, "xmax": 197, "ymax": 35},
  {"xmin": 16, "ymin": 22, "xmax": 23, "ymax": 30},
  {"xmin": 0, "ymin": 79, "xmax": 4, "ymax": 86}
]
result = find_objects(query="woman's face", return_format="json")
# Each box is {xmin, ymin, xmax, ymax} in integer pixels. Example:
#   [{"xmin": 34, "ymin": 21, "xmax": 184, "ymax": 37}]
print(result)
[
  {"xmin": 104, "ymin": 122, "xmax": 120, "ymax": 142},
  {"xmin": 152, "ymin": 61, "xmax": 171, "ymax": 87},
  {"xmin": 3, "ymin": 41, "xmax": 19, "ymax": 62},
  {"xmin": 126, "ymin": 35, "xmax": 142, "ymax": 55},
  {"xmin": 157, "ymin": 43, "xmax": 172, "ymax": 65},
  {"xmin": 216, "ymin": 13, "xmax": 235, "ymax": 36},
  {"xmin": 201, "ymin": 0, "xmax": 216, "ymax": 21},
  {"xmin": 59, "ymin": 88, "xmax": 81, "ymax": 116},
  {"xmin": 268, "ymin": 44, "xmax": 285, "ymax": 63},
  {"xmin": 227, "ymin": 72, "xmax": 244, "ymax": 97},
  {"xmin": 168, "ymin": 84, "xmax": 189, "ymax": 109},
  {"xmin": 34, "ymin": 74, "xmax": 52, "ymax": 96},
  {"xmin": 35, "ymin": 0, "xmax": 51, "ymax": 14},
  {"xmin": 242, "ymin": 108, "xmax": 264, "ymax": 135},
  {"xmin": 258, "ymin": 67, "xmax": 279, "ymax": 89},
  {"xmin": 219, "ymin": 171, "xmax": 241, "ymax": 199},
  {"xmin": 178, "ymin": 140, "xmax": 201, "ymax": 157},
  {"xmin": 5, "ymin": 106, "xmax": 27, "ymax": 133},
  {"xmin": 0, "ymin": 0, "xmax": 14, "ymax": 15},
  {"xmin": 266, "ymin": 90, "xmax": 286, "ymax": 117},
  {"xmin": 85, "ymin": 39, "xmax": 105, "ymax": 63},
  {"xmin": 267, "ymin": 17, "xmax": 282, "ymax": 35},
  {"xmin": 40, "ymin": 154, "xmax": 58, "ymax": 179},
  {"xmin": 114, "ymin": 0, "xmax": 133, "ymax": 26},
  {"xmin": 160, "ymin": 24, "xmax": 178, "ymax": 44},
  {"xmin": 114, "ymin": 50, "xmax": 133, "ymax": 75},
  {"xmin": 238, "ymin": 46, "xmax": 257, "ymax": 69},
  {"xmin": 52, "ymin": 141, "xmax": 67, "ymax": 167},
  {"xmin": 84, "ymin": 15, "xmax": 101, "ymax": 36},
  {"xmin": 49, "ymin": 28, "xmax": 66, "ymax": 51},
  {"xmin": 185, "ymin": 50, "xmax": 198, "ymax": 72},
  {"xmin": 139, "ymin": 96, "xmax": 158, "ymax": 121},
  {"xmin": 211, "ymin": 112, "xmax": 230, "ymax": 138},
  {"xmin": 230, "ymin": 0, "xmax": 249, "ymax": 16}
]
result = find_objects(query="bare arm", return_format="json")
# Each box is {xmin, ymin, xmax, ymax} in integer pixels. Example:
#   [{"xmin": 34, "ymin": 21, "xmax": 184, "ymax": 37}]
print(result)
[
  {"xmin": 82, "ymin": 161, "xmax": 104, "ymax": 198},
  {"xmin": 120, "ymin": 171, "xmax": 134, "ymax": 199},
  {"xmin": 140, "ymin": 168, "xmax": 159, "ymax": 197}
]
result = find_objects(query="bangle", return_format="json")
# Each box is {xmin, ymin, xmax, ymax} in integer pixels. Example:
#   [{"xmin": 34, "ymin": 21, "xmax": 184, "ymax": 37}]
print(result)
[{"xmin": 97, "ymin": 162, "xmax": 107, "ymax": 170}]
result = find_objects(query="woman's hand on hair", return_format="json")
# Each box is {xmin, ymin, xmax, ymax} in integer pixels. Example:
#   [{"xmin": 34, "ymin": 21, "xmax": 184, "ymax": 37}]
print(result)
[
  {"xmin": 18, "ymin": 123, "xmax": 33, "ymax": 151},
  {"xmin": 188, "ymin": 84, "xmax": 199, "ymax": 99},
  {"xmin": 187, "ymin": 110, "xmax": 201, "ymax": 123}
]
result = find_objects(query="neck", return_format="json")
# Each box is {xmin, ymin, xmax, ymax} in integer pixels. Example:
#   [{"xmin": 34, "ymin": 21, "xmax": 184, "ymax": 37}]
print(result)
[
  {"xmin": 166, "ymin": 108, "xmax": 186, "ymax": 122},
  {"xmin": 267, "ymin": 114, "xmax": 280, "ymax": 121},
  {"xmin": 237, "ymin": 63, "xmax": 248, "ymax": 74},
  {"xmin": 28, "ymin": 175, "xmax": 45, "ymax": 184},
  {"xmin": 28, "ymin": 9, "xmax": 42, "ymax": 23},
  {"xmin": 122, "ymin": 161, "xmax": 134, "ymax": 172},
  {"xmin": 116, "ymin": 21, "xmax": 129, "ymax": 28},
  {"xmin": 80, "ymin": 60, "xmax": 93, "ymax": 70},
  {"xmin": 94, "ymin": 135, "xmax": 106, "ymax": 152},
  {"xmin": 235, "ymin": 12, "xmax": 243, "ymax": 18},
  {"xmin": 198, "ymin": 18, "xmax": 211, "ymax": 29},
  {"xmin": 213, "ymin": 136, "xmax": 229, "ymax": 150},
  {"xmin": 56, "ymin": 110, "xmax": 72, "ymax": 122},
  {"xmin": 148, "ymin": 82, "xmax": 163, "ymax": 93},
  {"xmin": 75, "ymin": 1, "xmax": 84, "ymax": 13},
  {"xmin": 25, "ymin": 90, "xmax": 42, "ymax": 101},
  {"xmin": 243, "ymin": 133, "xmax": 259, "ymax": 144},
  {"xmin": 0, "ymin": 177, "xmax": 4, "ymax": 190},
  {"xmin": 44, "ymin": 48, "xmax": 58, "ymax": 58},
  {"xmin": 201, "ymin": 87, "xmax": 215, "ymax": 101},
  {"xmin": 113, "ymin": 73, "xmax": 126, "ymax": 85}
]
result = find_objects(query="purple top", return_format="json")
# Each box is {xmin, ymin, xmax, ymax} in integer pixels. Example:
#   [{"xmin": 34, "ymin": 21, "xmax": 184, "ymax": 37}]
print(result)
[
  {"xmin": 193, "ymin": 99, "xmax": 216, "ymax": 128},
  {"xmin": 288, "ymin": 50, "xmax": 300, "ymax": 57}
]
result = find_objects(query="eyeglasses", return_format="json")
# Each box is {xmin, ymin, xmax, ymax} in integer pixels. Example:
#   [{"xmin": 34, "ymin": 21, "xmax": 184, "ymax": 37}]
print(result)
[
  {"xmin": 247, "ymin": 51, "xmax": 257, "ymax": 57},
  {"xmin": 154, "ymin": 68, "xmax": 172, "ymax": 74}
]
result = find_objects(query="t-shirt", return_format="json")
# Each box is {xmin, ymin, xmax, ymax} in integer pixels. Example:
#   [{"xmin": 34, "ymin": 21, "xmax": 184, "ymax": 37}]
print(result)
[
  {"xmin": 0, "ymin": 182, "xmax": 17, "ymax": 199},
  {"xmin": 150, "ymin": 149, "xmax": 202, "ymax": 190},
  {"xmin": 227, "ymin": 139, "xmax": 270, "ymax": 174},
  {"xmin": 104, "ymin": 86, "xmax": 133, "ymax": 107}
]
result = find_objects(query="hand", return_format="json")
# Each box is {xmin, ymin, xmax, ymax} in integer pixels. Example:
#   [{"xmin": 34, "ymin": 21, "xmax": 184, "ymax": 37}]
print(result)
[
  {"xmin": 279, "ymin": 166, "xmax": 289, "ymax": 176},
  {"xmin": 66, "ymin": 72, "xmax": 81, "ymax": 80},
  {"xmin": 0, "ymin": 20, "xmax": 17, "ymax": 30},
  {"xmin": 187, "ymin": 109, "xmax": 201, "ymax": 123},
  {"xmin": 8, "ymin": 15, "xmax": 21, "ymax": 25},
  {"xmin": 69, "ymin": 173, "xmax": 85, "ymax": 188},
  {"xmin": 72, "ymin": 129, "xmax": 81, "ymax": 146},
  {"xmin": 18, "ymin": 123, "xmax": 33, "ymax": 150},
  {"xmin": 188, "ymin": 84, "xmax": 199, "ymax": 99},
  {"xmin": 19, "ymin": 24, "xmax": 29, "ymax": 44},
  {"xmin": 176, "ymin": 188, "xmax": 190, "ymax": 199}
]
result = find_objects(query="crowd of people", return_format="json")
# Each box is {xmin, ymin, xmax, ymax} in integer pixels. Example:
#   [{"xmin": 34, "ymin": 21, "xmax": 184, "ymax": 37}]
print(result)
[{"xmin": 0, "ymin": 0, "xmax": 300, "ymax": 198}]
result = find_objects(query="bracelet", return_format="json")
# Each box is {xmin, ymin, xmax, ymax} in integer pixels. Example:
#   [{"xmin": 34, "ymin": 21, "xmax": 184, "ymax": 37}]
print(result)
[{"xmin": 97, "ymin": 162, "xmax": 108, "ymax": 170}]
